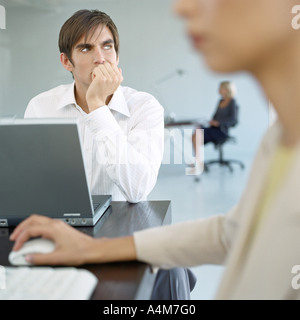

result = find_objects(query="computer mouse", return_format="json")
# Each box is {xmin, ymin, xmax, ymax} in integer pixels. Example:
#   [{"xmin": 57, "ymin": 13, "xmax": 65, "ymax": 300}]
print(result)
[{"xmin": 9, "ymin": 238, "xmax": 55, "ymax": 266}]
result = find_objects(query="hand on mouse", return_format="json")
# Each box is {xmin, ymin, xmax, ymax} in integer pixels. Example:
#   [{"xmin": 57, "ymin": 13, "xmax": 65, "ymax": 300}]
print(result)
[
  {"xmin": 10, "ymin": 215, "xmax": 137, "ymax": 266},
  {"xmin": 10, "ymin": 215, "xmax": 96, "ymax": 266}
]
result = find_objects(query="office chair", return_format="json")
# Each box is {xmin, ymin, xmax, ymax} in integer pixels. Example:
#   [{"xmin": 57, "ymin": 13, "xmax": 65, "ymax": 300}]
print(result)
[
  {"xmin": 203, "ymin": 102, "xmax": 245, "ymax": 173},
  {"xmin": 204, "ymin": 136, "xmax": 245, "ymax": 172}
]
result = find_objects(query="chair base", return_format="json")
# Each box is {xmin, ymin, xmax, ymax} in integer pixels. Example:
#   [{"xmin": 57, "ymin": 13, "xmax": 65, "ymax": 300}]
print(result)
[
  {"xmin": 204, "ymin": 137, "xmax": 245, "ymax": 173},
  {"xmin": 204, "ymin": 159, "xmax": 245, "ymax": 173}
]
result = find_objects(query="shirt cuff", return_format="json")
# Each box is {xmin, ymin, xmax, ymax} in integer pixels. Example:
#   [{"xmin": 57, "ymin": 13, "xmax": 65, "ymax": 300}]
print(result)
[{"xmin": 84, "ymin": 106, "xmax": 123, "ymax": 139}]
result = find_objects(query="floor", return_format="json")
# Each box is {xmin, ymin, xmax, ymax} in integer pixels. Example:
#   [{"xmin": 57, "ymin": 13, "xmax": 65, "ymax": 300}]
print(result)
[{"xmin": 148, "ymin": 156, "xmax": 253, "ymax": 300}]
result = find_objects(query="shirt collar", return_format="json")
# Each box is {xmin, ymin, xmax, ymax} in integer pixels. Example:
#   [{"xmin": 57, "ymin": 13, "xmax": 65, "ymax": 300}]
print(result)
[
  {"xmin": 57, "ymin": 82, "xmax": 131, "ymax": 117},
  {"xmin": 108, "ymin": 86, "xmax": 131, "ymax": 117},
  {"xmin": 57, "ymin": 82, "xmax": 76, "ymax": 110}
]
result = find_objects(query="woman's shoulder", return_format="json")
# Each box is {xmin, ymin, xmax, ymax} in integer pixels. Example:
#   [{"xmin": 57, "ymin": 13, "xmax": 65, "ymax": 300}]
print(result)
[
  {"xmin": 229, "ymin": 97, "xmax": 237, "ymax": 104},
  {"xmin": 227, "ymin": 98, "xmax": 238, "ymax": 108},
  {"xmin": 218, "ymin": 97, "xmax": 237, "ymax": 109}
]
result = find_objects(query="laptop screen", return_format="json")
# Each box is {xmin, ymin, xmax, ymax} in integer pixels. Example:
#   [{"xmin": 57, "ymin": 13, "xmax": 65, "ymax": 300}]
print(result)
[{"xmin": 0, "ymin": 118, "xmax": 95, "ymax": 224}]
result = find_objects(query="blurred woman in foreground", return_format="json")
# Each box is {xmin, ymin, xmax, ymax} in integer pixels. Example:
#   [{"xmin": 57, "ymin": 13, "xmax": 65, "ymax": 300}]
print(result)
[{"xmin": 11, "ymin": 0, "xmax": 300, "ymax": 299}]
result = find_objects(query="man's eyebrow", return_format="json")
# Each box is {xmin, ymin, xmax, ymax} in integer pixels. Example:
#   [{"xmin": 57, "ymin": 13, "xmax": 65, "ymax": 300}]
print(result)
[
  {"xmin": 102, "ymin": 39, "xmax": 114, "ymax": 46},
  {"xmin": 75, "ymin": 39, "xmax": 114, "ymax": 50},
  {"xmin": 75, "ymin": 43, "xmax": 93, "ymax": 50}
]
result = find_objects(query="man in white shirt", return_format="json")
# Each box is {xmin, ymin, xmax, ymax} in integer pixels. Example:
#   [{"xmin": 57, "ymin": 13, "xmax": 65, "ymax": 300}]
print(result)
[
  {"xmin": 24, "ymin": 9, "xmax": 196, "ymax": 299},
  {"xmin": 25, "ymin": 9, "xmax": 164, "ymax": 203}
]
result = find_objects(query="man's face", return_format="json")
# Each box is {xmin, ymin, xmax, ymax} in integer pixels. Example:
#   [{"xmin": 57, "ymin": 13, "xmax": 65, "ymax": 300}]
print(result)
[{"xmin": 62, "ymin": 24, "xmax": 119, "ymax": 90}]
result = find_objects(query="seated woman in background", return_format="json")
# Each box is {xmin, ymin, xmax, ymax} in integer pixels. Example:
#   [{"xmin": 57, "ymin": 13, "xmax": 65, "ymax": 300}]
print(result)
[{"xmin": 192, "ymin": 81, "xmax": 238, "ymax": 154}]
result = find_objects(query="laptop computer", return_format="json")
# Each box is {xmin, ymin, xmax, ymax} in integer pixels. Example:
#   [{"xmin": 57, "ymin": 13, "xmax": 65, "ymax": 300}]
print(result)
[{"xmin": 0, "ymin": 118, "xmax": 111, "ymax": 227}]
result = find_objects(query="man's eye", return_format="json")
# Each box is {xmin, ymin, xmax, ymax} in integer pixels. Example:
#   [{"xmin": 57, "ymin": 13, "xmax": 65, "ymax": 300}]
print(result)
[
  {"xmin": 81, "ymin": 47, "xmax": 89, "ymax": 52},
  {"xmin": 104, "ymin": 45, "xmax": 112, "ymax": 50}
]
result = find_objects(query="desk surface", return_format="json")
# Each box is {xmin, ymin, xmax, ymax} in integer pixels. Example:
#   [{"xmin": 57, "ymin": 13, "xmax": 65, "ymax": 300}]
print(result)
[
  {"xmin": 0, "ymin": 200, "xmax": 172, "ymax": 300},
  {"xmin": 165, "ymin": 119, "xmax": 203, "ymax": 128}
]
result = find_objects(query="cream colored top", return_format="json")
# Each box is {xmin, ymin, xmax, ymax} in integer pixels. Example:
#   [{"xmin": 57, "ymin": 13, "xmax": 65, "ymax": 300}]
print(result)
[{"xmin": 134, "ymin": 121, "xmax": 300, "ymax": 299}]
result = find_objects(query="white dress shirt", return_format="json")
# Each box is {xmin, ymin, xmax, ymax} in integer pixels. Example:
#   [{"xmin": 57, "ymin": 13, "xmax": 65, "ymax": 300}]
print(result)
[{"xmin": 24, "ymin": 83, "xmax": 164, "ymax": 202}]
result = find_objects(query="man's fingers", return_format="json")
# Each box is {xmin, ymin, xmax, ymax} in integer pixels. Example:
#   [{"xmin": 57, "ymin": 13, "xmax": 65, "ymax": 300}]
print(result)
[
  {"xmin": 93, "ymin": 62, "xmax": 123, "ymax": 82},
  {"xmin": 96, "ymin": 63, "xmax": 111, "ymax": 79},
  {"xmin": 108, "ymin": 62, "xmax": 122, "ymax": 77},
  {"xmin": 110, "ymin": 63, "xmax": 124, "ymax": 82}
]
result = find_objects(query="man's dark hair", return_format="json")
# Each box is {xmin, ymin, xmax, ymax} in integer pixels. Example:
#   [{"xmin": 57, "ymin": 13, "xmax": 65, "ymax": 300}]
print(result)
[{"xmin": 58, "ymin": 9, "xmax": 120, "ymax": 65}]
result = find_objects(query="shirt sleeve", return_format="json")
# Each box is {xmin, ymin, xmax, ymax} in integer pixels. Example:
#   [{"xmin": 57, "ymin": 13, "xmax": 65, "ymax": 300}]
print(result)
[
  {"xmin": 24, "ymin": 98, "xmax": 38, "ymax": 118},
  {"xmin": 132, "ymin": 124, "xmax": 280, "ymax": 270},
  {"xmin": 133, "ymin": 205, "xmax": 239, "ymax": 269},
  {"xmin": 84, "ymin": 98, "xmax": 164, "ymax": 203}
]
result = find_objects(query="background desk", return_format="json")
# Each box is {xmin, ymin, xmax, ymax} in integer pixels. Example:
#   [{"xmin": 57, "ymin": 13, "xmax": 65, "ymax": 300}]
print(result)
[
  {"xmin": 0, "ymin": 200, "xmax": 172, "ymax": 300},
  {"xmin": 164, "ymin": 119, "xmax": 204, "ymax": 129}
]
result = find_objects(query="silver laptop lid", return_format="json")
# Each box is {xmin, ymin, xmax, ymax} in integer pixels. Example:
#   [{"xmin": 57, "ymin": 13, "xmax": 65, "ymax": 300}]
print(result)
[{"xmin": 0, "ymin": 118, "xmax": 96, "ymax": 225}]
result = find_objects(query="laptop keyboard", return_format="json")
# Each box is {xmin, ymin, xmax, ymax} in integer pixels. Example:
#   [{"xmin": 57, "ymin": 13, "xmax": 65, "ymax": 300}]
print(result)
[{"xmin": 0, "ymin": 266, "xmax": 98, "ymax": 300}]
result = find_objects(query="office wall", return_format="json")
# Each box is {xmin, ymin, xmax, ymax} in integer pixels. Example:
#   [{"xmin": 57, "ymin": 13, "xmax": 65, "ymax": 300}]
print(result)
[{"xmin": 0, "ymin": 0, "xmax": 269, "ymax": 161}]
